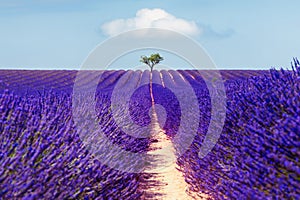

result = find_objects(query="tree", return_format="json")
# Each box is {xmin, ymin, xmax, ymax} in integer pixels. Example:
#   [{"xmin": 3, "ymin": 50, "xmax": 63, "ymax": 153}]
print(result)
[{"xmin": 140, "ymin": 53, "xmax": 163, "ymax": 72}]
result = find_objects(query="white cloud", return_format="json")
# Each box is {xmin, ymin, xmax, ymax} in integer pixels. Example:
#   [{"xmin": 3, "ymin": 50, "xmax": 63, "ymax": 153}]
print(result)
[{"xmin": 101, "ymin": 8, "xmax": 201, "ymax": 37}]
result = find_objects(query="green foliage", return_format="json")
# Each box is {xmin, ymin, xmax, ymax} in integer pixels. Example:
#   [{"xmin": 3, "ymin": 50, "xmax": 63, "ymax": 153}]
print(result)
[{"xmin": 140, "ymin": 53, "xmax": 164, "ymax": 71}]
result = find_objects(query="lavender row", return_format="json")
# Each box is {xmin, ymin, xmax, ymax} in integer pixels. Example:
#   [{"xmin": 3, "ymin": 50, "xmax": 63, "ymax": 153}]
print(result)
[
  {"xmin": 0, "ymin": 86, "xmax": 147, "ymax": 199},
  {"xmin": 174, "ymin": 60, "xmax": 300, "ymax": 199}
]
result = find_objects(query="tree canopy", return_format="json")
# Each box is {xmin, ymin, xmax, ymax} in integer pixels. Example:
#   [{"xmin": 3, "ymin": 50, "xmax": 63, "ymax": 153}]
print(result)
[{"xmin": 140, "ymin": 53, "xmax": 163, "ymax": 72}]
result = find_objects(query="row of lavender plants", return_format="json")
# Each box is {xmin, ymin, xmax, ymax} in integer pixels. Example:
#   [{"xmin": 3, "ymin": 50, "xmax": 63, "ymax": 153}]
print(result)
[
  {"xmin": 0, "ymin": 70, "xmax": 150, "ymax": 199},
  {"xmin": 175, "ymin": 59, "xmax": 300, "ymax": 199}
]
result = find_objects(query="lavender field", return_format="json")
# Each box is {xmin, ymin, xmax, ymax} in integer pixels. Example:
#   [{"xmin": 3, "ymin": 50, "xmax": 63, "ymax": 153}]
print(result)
[{"xmin": 0, "ymin": 60, "xmax": 299, "ymax": 199}]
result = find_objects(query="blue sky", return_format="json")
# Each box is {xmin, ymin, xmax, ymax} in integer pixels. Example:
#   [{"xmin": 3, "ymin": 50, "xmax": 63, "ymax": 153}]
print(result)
[{"xmin": 0, "ymin": 0, "xmax": 299, "ymax": 70}]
